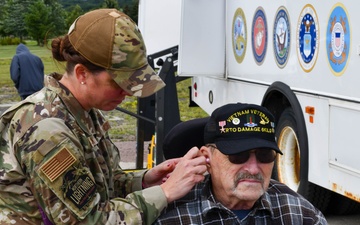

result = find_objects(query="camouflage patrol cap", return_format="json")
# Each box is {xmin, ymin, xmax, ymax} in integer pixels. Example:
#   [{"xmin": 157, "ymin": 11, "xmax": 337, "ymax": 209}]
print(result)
[{"xmin": 68, "ymin": 8, "xmax": 165, "ymax": 97}]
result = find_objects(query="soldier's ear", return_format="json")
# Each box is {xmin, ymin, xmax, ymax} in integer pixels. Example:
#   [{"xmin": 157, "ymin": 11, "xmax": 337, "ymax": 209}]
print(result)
[{"xmin": 74, "ymin": 64, "xmax": 88, "ymax": 83}]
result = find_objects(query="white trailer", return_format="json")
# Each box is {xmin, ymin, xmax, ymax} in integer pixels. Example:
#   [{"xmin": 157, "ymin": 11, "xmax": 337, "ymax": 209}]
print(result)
[{"xmin": 138, "ymin": 0, "xmax": 360, "ymax": 213}]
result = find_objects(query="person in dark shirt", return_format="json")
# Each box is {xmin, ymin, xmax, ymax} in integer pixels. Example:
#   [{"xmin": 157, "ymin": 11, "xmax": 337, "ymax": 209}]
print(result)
[
  {"xmin": 154, "ymin": 102, "xmax": 327, "ymax": 225},
  {"xmin": 10, "ymin": 43, "xmax": 44, "ymax": 100}
]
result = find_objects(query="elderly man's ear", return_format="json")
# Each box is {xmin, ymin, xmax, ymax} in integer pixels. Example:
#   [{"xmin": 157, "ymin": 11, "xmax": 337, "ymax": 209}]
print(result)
[{"xmin": 200, "ymin": 146, "xmax": 211, "ymax": 169}]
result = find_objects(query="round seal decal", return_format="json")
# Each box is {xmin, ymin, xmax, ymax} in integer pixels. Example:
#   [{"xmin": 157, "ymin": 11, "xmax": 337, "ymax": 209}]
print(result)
[
  {"xmin": 326, "ymin": 3, "xmax": 350, "ymax": 76},
  {"xmin": 297, "ymin": 4, "xmax": 319, "ymax": 73},
  {"xmin": 273, "ymin": 6, "xmax": 291, "ymax": 69},
  {"xmin": 252, "ymin": 7, "xmax": 268, "ymax": 66},
  {"xmin": 232, "ymin": 8, "xmax": 247, "ymax": 64}
]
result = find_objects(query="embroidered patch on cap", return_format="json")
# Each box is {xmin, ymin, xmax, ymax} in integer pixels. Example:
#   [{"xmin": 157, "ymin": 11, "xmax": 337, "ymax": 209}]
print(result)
[
  {"xmin": 40, "ymin": 147, "xmax": 76, "ymax": 182},
  {"xmin": 204, "ymin": 103, "xmax": 282, "ymax": 155}
]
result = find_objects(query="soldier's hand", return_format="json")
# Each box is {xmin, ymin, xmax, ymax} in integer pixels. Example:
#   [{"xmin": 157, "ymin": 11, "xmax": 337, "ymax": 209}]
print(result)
[
  {"xmin": 142, "ymin": 157, "xmax": 180, "ymax": 188},
  {"xmin": 160, "ymin": 147, "xmax": 207, "ymax": 203}
]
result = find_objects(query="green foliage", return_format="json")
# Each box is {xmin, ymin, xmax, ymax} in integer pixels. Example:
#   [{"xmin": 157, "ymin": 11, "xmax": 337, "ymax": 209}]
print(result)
[
  {"xmin": 2, "ymin": 0, "xmax": 29, "ymax": 38},
  {"xmin": 59, "ymin": 0, "xmax": 103, "ymax": 11},
  {"xmin": 122, "ymin": 1, "xmax": 138, "ymax": 23},
  {"xmin": 0, "ymin": 1, "xmax": 6, "ymax": 36},
  {"xmin": 65, "ymin": 5, "xmax": 83, "ymax": 29},
  {"xmin": 0, "ymin": 37, "xmax": 24, "ymax": 46},
  {"xmin": 2, "ymin": 0, "xmax": 65, "ymax": 45},
  {"xmin": 102, "ymin": 0, "xmax": 119, "ymax": 9},
  {"xmin": 48, "ymin": 1, "xmax": 68, "ymax": 36},
  {"xmin": 25, "ymin": 1, "xmax": 51, "ymax": 46},
  {"xmin": 59, "ymin": 0, "xmax": 139, "ymax": 23},
  {"xmin": 25, "ymin": 0, "xmax": 67, "ymax": 44},
  {"xmin": 1, "ymin": 0, "xmax": 140, "ymax": 42}
]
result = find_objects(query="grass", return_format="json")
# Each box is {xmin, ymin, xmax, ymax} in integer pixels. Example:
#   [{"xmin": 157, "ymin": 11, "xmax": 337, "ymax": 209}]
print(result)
[{"xmin": 0, "ymin": 41, "xmax": 208, "ymax": 141}]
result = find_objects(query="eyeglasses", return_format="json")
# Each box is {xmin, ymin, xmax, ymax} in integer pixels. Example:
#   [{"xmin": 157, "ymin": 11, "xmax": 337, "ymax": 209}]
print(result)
[
  {"xmin": 207, "ymin": 145, "xmax": 277, "ymax": 164},
  {"xmin": 228, "ymin": 149, "xmax": 277, "ymax": 164}
]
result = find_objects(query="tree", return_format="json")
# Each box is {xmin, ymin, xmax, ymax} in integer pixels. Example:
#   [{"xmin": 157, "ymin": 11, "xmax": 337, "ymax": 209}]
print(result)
[
  {"xmin": 2, "ymin": 0, "xmax": 31, "ymax": 39},
  {"xmin": 24, "ymin": 0, "xmax": 66, "ymax": 46},
  {"xmin": 130, "ymin": 0, "xmax": 139, "ymax": 23},
  {"xmin": 102, "ymin": 0, "xmax": 119, "ymax": 9},
  {"xmin": 121, "ymin": 0, "xmax": 138, "ymax": 23},
  {"xmin": 0, "ymin": 1, "xmax": 6, "ymax": 36},
  {"xmin": 48, "ymin": 1, "xmax": 67, "ymax": 36},
  {"xmin": 65, "ymin": 4, "xmax": 83, "ymax": 30},
  {"xmin": 24, "ymin": 0, "xmax": 51, "ymax": 45}
]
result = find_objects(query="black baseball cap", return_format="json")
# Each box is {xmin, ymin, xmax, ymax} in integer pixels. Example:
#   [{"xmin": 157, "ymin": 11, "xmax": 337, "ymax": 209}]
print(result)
[{"xmin": 204, "ymin": 103, "xmax": 282, "ymax": 155}]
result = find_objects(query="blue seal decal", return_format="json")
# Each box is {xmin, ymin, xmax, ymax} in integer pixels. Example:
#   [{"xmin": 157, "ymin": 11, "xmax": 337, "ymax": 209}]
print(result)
[
  {"xmin": 326, "ymin": 3, "xmax": 350, "ymax": 76},
  {"xmin": 297, "ymin": 4, "xmax": 319, "ymax": 73},
  {"xmin": 273, "ymin": 6, "xmax": 291, "ymax": 69},
  {"xmin": 252, "ymin": 7, "xmax": 268, "ymax": 66},
  {"xmin": 232, "ymin": 8, "xmax": 247, "ymax": 64}
]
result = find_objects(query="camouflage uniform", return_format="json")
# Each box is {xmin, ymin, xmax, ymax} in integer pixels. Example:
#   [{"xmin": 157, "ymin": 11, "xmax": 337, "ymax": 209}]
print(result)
[{"xmin": 0, "ymin": 74, "xmax": 167, "ymax": 224}]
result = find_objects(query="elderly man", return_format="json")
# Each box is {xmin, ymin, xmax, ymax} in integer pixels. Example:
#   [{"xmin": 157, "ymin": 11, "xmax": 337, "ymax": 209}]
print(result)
[{"xmin": 154, "ymin": 102, "xmax": 327, "ymax": 225}]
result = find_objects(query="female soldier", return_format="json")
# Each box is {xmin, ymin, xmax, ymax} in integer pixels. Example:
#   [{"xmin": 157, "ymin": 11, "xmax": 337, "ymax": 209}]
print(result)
[{"xmin": 0, "ymin": 9, "xmax": 207, "ymax": 225}]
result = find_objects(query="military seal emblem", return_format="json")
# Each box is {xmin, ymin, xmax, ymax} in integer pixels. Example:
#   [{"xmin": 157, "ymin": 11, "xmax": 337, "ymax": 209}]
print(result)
[
  {"xmin": 252, "ymin": 7, "xmax": 268, "ymax": 65},
  {"xmin": 326, "ymin": 3, "xmax": 350, "ymax": 76},
  {"xmin": 273, "ymin": 6, "xmax": 291, "ymax": 69},
  {"xmin": 297, "ymin": 4, "xmax": 319, "ymax": 73},
  {"xmin": 232, "ymin": 8, "xmax": 247, "ymax": 64}
]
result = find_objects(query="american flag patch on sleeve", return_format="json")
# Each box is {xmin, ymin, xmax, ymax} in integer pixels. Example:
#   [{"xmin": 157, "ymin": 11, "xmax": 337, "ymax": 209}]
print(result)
[{"xmin": 40, "ymin": 147, "xmax": 76, "ymax": 182}]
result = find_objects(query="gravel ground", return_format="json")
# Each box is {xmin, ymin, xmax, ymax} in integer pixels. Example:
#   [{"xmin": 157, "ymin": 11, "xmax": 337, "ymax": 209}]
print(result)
[{"xmin": 115, "ymin": 141, "xmax": 149, "ymax": 169}]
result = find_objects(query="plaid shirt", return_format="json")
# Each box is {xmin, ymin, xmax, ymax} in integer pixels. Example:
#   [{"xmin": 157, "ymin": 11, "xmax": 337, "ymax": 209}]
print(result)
[{"xmin": 154, "ymin": 175, "xmax": 327, "ymax": 225}]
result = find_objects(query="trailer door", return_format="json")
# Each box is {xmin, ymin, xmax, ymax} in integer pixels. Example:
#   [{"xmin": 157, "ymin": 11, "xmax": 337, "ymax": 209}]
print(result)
[
  {"xmin": 138, "ymin": 0, "xmax": 182, "ymax": 55},
  {"xmin": 178, "ymin": 0, "xmax": 225, "ymax": 77}
]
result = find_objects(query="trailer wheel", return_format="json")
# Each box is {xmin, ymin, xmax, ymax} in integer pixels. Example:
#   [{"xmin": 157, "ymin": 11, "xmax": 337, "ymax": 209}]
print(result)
[
  {"xmin": 273, "ymin": 108, "xmax": 301, "ymax": 191},
  {"xmin": 273, "ymin": 107, "xmax": 331, "ymax": 212}
]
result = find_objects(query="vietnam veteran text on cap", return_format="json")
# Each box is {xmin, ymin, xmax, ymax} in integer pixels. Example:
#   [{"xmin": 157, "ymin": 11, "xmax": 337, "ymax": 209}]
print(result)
[{"xmin": 204, "ymin": 102, "xmax": 282, "ymax": 155}]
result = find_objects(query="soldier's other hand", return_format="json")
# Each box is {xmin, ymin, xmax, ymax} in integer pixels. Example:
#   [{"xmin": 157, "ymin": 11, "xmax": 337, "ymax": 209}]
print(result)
[{"xmin": 142, "ymin": 157, "xmax": 180, "ymax": 188}]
